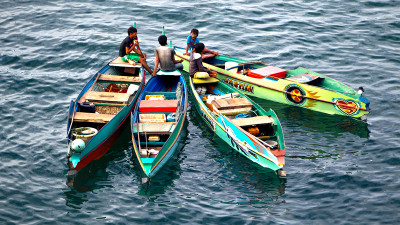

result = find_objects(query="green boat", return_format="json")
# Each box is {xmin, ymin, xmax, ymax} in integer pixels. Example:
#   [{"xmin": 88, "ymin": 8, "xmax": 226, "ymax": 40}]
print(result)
[
  {"xmin": 175, "ymin": 47, "xmax": 370, "ymax": 120},
  {"xmin": 131, "ymin": 70, "xmax": 188, "ymax": 182},
  {"xmin": 186, "ymin": 76, "xmax": 286, "ymax": 174}
]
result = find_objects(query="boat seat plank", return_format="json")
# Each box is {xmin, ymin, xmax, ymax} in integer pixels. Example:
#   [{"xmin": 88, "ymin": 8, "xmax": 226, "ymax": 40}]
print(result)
[
  {"xmin": 74, "ymin": 112, "xmax": 115, "ymax": 123},
  {"xmin": 132, "ymin": 122, "xmax": 176, "ymax": 133},
  {"xmin": 109, "ymin": 57, "xmax": 142, "ymax": 68},
  {"xmin": 212, "ymin": 97, "xmax": 253, "ymax": 110},
  {"xmin": 85, "ymin": 91, "xmax": 130, "ymax": 105},
  {"xmin": 99, "ymin": 74, "xmax": 142, "ymax": 83},
  {"xmin": 231, "ymin": 116, "xmax": 274, "ymax": 127}
]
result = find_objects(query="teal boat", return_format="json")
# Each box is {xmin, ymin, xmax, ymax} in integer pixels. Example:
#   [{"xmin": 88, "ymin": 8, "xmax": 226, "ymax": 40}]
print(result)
[
  {"xmin": 187, "ymin": 76, "xmax": 285, "ymax": 174},
  {"xmin": 131, "ymin": 70, "xmax": 188, "ymax": 182},
  {"xmin": 175, "ymin": 47, "xmax": 370, "ymax": 120},
  {"xmin": 67, "ymin": 57, "xmax": 145, "ymax": 175}
]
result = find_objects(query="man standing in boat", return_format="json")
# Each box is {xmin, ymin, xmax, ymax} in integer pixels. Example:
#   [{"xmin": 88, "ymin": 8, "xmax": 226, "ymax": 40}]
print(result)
[
  {"xmin": 152, "ymin": 35, "xmax": 183, "ymax": 77},
  {"xmin": 119, "ymin": 26, "xmax": 153, "ymax": 74}
]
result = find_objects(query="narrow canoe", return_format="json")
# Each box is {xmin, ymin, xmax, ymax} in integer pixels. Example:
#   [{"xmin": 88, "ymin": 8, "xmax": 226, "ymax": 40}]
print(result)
[
  {"xmin": 174, "ymin": 47, "xmax": 370, "ymax": 120},
  {"xmin": 187, "ymin": 76, "xmax": 285, "ymax": 172},
  {"xmin": 131, "ymin": 70, "xmax": 188, "ymax": 180},
  {"xmin": 66, "ymin": 57, "xmax": 145, "ymax": 175}
]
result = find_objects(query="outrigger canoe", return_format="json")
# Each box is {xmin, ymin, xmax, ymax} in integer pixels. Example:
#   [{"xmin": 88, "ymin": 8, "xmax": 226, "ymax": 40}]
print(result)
[
  {"xmin": 131, "ymin": 70, "xmax": 188, "ymax": 182},
  {"xmin": 174, "ymin": 47, "xmax": 370, "ymax": 120},
  {"xmin": 187, "ymin": 76, "xmax": 285, "ymax": 174},
  {"xmin": 66, "ymin": 57, "xmax": 145, "ymax": 175}
]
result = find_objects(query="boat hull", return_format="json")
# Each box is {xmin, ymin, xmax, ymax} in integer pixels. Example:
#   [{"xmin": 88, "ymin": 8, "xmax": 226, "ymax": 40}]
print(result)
[
  {"xmin": 67, "ymin": 62, "xmax": 145, "ymax": 173},
  {"xmin": 188, "ymin": 77, "xmax": 284, "ymax": 171},
  {"xmin": 131, "ymin": 74, "xmax": 188, "ymax": 179},
  {"xmin": 175, "ymin": 48, "xmax": 370, "ymax": 119}
]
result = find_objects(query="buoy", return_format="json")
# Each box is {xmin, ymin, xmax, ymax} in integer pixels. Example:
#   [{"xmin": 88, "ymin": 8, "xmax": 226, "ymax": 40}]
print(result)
[{"xmin": 71, "ymin": 139, "xmax": 85, "ymax": 153}]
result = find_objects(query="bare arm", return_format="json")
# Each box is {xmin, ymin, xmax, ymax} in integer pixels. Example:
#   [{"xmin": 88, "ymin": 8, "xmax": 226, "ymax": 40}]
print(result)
[
  {"xmin": 184, "ymin": 43, "xmax": 190, "ymax": 55},
  {"xmin": 204, "ymin": 48, "xmax": 219, "ymax": 56},
  {"xmin": 152, "ymin": 54, "xmax": 159, "ymax": 77},
  {"xmin": 172, "ymin": 51, "xmax": 183, "ymax": 64}
]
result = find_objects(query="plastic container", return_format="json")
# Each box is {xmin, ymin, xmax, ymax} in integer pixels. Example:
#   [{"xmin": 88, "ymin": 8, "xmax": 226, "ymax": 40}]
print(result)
[
  {"xmin": 79, "ymin": 102, "xmax": 95, "ymax": 113},
  {"xmin": 166, "ymin": 113, "xmax": 176, "ymax": 122},
  {"xmin": 247, "ymin": 127, "xmax": 260, "ymax": 136},
  {"xmin": 248, "ymin": 66, "xmax": 287, "ymax": 79},
  {"xmin": 139, "ymin": 100, "xmax": 178, "ymax": 113},
  {"xmin": 225, "ymin": 62, "xmax": 239, "ymax": 73}
]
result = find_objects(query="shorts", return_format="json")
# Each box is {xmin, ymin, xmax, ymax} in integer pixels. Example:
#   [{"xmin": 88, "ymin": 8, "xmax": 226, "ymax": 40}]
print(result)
[{"xmin": 121, "ymin": 53, "xmax": 140, "ymax": 63}]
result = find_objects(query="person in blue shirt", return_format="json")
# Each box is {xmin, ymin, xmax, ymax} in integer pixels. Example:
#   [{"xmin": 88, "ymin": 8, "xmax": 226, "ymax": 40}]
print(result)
[{"xmin": 184, "ymin": 28, "xmax": 219, "ymax": 58}]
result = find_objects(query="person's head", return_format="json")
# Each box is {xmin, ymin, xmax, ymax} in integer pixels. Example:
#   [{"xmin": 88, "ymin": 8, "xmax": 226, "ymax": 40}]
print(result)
[
  {"xmin": 194, "ymin": 43, "xmax": 205, "ymax": 54},
  {"xmin": 190, "ymin": 28, "xmax": 199, "ymax": 39},
  {"xmin": 158, "ymin": 35, "xmax": 167, "ymax": 46},
  {"xmin": 128, "ymin": 27, "xmax": 137, "ymax": 39}
]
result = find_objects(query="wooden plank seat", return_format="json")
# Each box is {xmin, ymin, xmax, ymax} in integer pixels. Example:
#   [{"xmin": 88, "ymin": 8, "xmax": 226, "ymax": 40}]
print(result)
[
  {"xmin": 73, "ymin": 112, "xmax": 115, "ymax": 123},
  {"xmin": 212, "ymin": 97, "xmax": 252, "ymax": 110},
  {"xmin": 98, "ymin": 74, "xmax": 142, "ymax": 83},
  {"xmin": 212, "ymin": 97, "xmax": 253, "ymax": 115},
  {"xmin": 132, "ymin": 122, "xmax": 176, "ymax": 134},
  {"xmin": 231, "ymin": 116, "xmax": 274, "ymax": 127},
  {"xmin": 109, "ymin": 57, "xmax": 142, "ymax": 68},
  {"xmin": 85, "ymin": 91, "xmax": 130, "ymax": 105}
]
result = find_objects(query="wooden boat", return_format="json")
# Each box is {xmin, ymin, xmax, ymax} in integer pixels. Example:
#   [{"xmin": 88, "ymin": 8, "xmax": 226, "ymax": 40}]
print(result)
[
  {"xmin": 66, "ymin": 57, "xmax": 145, "ymax": 176},
  {"xmin": 131, "ymin": 70, "xmax": 188, "ymax": 181},
  {"xmin": 174, "ymin": 47, "xmax": 370, "ymax": 120},
  {"xmin": 187, "ymin": 76, "xmax": 285, "ymax": 173}
]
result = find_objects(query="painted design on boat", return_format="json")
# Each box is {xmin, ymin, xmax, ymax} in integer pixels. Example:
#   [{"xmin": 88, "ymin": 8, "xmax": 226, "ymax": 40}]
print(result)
[
  {"xmin": 219, "ymin": 116, "xmax": 259, "ymax": 161},
  {"xmin": 285, "ymin": 84, "xmax": 306, "ymax": 105},
  {"xmin": 333, "ymin": 98, "xmax": 360, "ymax": 116},
  {"xmin": 200, "ymin": 103, "xmax": 216, "ymax": 130}
]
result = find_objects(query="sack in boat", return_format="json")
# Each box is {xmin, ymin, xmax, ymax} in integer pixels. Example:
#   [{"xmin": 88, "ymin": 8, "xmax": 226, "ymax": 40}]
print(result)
[{"xmin": 194, "ymin": 72, "xmax": 210, "ymax": 79}]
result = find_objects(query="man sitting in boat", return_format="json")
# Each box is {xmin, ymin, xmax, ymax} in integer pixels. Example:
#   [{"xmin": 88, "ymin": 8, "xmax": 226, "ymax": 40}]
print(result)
[
  {"xmin": 151, "ymin": 35, "xmax": 183, "ymax": 77},
  {"xmin": 119, "ymin": 26, "xmax": 153, "ymax": 75},
  {"xmin": 189, "ymin": 43, "xmax": 217, "ymax": 79}
]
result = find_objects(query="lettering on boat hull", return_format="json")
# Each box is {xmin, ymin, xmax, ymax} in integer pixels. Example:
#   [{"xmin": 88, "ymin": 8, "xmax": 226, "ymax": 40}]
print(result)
[{"xmin": 224, "ymin": 78, "xmax": 254, "ymax": 94}]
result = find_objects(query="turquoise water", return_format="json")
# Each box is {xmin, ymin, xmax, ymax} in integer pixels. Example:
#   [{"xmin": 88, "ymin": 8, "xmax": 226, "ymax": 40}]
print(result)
[{"xmin": 1, "ymin": 0, "xmax": 399, "ymax": 224}]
